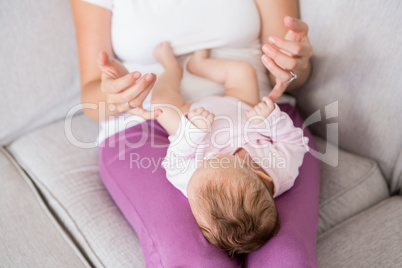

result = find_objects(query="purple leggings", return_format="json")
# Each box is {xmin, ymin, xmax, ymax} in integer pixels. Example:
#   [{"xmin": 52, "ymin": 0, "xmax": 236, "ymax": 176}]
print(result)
[{"xmin": 99, "ymin": 103, "xmax": 320, "ymax": 267}]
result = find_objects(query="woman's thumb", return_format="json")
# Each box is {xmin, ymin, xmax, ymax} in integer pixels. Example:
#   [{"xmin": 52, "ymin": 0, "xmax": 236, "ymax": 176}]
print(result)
[
  {"xmin": 97, "ymin": 51, "xmax": 118, "ymax": 79},
  {"xmin": 284, "ymin": 16, "xmax": 309, "ymax": 34},
  {"xmin": 97, "ymin": 51, "xmax": 111, "ymax": 66}
]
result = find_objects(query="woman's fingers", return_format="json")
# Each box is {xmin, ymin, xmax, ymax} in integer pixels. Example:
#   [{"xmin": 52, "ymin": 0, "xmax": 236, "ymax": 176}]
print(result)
[
  {"xmin": 262, "ymin": 44, "xmax": 305, "ymax": 71},
  {"xmin": 102, "ymin": 71, "xmax": 141, "ymax": 94},
  {"xmin": 268, "ymin": 80, "xmax": 287, "ymax": 102},
  {"xmin": 97, "ymin": 51, "xmax": 155, "ymax": 117},
  {"xmin": 109, "ymin": 74, "xmax": 156, "ymax": 105},
  {"xmin": 122, "ymin": 78, "xmax": 155, "ymax": 113},
  {"xmin": 98, "ymin": 51, "xmax": 156, "ymax": 108},
  {"xmin": 97, "ymin": 51, "xmax": 110, "ymax": 66},
  {"xmin": 267, "ymin": 36, "xmax": 312, "ymax": 58},
  {"xmin": 97, "ymin": 51, "xmax": 119, "ymax": 79},
  {"xmin": 122, "ymin": 74, "xmax": 155, "ymax": 107},
  {"xmin": 108, "ymin": 74, "xmax": 156, "ymax": 115},
  {"xmin": 261, "ymin": 55, "xmax": 293, "ymax": 82},
  {"xmin": 115, "ymin": 83, "xmax": 153, "ymax": 114},
  {"xmin": 260, "ymin": 17, "xmax": 313, "ymax": 101},
  {"xmin": 128, "ymin": 77, "xmax": 154, "ymax": 106},
  {"xmin": 127, "ymin": 107, "xmax": 163, "ymax": 120},
  {"xmin": 284, "ymin": 16, "xmax": 309, "ymax": 36}
]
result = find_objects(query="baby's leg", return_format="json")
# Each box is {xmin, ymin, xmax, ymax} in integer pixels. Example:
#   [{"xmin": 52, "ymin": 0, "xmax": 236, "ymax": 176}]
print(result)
[
  {"xmin": 187, "ymin": 50, "xmax": 259, "ymax": 106},
  {"xmin": 151, "ymin": 42, "xmax": 190, "ymax": 135}
]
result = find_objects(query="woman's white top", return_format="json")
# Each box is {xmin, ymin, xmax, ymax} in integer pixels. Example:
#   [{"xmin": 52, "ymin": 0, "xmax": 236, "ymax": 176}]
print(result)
[{"xmin": 81, "ymin": 0, "xmax": 295, "ymax": 142}]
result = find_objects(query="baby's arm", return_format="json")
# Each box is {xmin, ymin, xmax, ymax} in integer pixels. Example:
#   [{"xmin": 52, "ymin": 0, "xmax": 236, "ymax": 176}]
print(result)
[
  {"xmin": 163, "ymin": 108, "xmax": 215, "ymax": 196},
  {"xmin": 246, "ymin": 97, "xmax": 309, "ymax": 197}
]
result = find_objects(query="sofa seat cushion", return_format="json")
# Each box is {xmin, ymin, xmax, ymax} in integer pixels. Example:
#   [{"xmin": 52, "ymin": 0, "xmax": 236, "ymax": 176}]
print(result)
[
  {"xmin": 315, "ymin": 136, "xmax": 389, "ymax": 234},
  {"xmin": 7, "ymin": 114, "xmax": 145, "ymax": 268},
  {"xmin": 0, "ymin": 148, "xmax": 88, "ymax": 267},
  {"xmin": 317, "ymin": 196, "xmax": 402, "ymax": 267}
]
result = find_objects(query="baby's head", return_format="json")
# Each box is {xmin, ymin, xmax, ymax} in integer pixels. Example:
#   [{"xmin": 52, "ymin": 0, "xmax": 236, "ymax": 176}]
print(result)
[{"xmin": 187, "ymin": 155, "xmax": 280, "ymax": 256}]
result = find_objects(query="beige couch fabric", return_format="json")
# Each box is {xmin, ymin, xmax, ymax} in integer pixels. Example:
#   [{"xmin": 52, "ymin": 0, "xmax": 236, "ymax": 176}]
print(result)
[
  {"xmin": 315, "ymin": 137, "xmax": 389, "ymax": 234},
  {"xmin": 298, "ymin": 0, "xmax": 402, "ymax": 194},
  {"xmin": 317, "ymin": 196, "xmax": 402, "ymax": 267},
  {"xmin": 7, "ymin": 114, "xmax": 146, "ymax": 268},
  {"xmin": 0, "ymin": 0, "xmax": 80, "ymax": 145},
  {"xmin": 0, "ymin": 148, "xmax": 88, "ymax": 267}
]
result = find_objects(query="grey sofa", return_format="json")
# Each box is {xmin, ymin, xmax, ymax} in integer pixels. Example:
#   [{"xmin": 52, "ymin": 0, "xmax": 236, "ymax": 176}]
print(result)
[{"xmin": 1, "ymin": 0, "xmax": 401, "ymax": 267}]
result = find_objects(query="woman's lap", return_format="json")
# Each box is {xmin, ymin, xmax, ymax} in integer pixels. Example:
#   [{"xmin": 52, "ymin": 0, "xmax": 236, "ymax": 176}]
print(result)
[{"xmin": 98, "ymin": 103, "xmax": 320, "ymax": 267}]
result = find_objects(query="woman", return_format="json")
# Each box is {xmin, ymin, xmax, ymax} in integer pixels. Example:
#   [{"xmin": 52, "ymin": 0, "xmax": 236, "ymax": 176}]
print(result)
[{"xmin": 71, "ymin": 0, "xmax": 319, "ymax": 267}]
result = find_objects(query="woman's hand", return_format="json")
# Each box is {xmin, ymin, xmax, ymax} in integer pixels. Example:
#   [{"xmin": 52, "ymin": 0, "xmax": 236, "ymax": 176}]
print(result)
[
  {"xmin": 97, "ymin": 51, "xmax": 161, "ymax": 119},
  {"xmin": 261, "ymin": 16, "xmax": 313, "ymax": 102}
]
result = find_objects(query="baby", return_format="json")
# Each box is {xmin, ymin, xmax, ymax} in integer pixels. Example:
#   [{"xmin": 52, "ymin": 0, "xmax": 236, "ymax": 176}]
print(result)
[{"xmin": 151, "ymin": 42, "xmax": 309, "ymax": 256}]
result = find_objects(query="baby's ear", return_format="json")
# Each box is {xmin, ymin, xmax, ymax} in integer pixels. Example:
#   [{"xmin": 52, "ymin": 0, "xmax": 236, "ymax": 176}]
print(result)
[
  {"xmin": 254, "ymin": 170, "xmax": 275, "ymax": 195},
  {"xmin": 254, "ymin": 170, "xmax": 273, "ymax": 183}
]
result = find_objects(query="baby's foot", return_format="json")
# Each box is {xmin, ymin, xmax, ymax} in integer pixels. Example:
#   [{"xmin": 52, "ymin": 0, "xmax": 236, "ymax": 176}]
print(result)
[
  {"xmin": 246, "ymin": 96, "xmax": 275, "ymax": 125},
  {"xmin": 187, "ymin": 49, "xmax": 211, "ymax": 74},
  {"xmin": 187, "ymin": 107, "xmax": 215, "ymax": 131},
  {"xmin": 153, "ymin": 42, "xmax": 181, "ymax": 71}
]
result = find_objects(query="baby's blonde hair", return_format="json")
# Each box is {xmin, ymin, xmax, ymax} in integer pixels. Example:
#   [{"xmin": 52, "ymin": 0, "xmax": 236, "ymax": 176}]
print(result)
[{"xmin": 193, "ymin": 164, "xmax": 280, "ymax": 257}]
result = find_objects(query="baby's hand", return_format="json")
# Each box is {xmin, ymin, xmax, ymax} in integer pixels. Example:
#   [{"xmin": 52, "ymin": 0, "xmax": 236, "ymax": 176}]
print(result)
[
  {"xmin": 187, "ymin": 107, "xmax": 215, "ymax": 131},
  {"xmin": 246, "ymin": 96, "xmax": 275, "ymax": 125}
]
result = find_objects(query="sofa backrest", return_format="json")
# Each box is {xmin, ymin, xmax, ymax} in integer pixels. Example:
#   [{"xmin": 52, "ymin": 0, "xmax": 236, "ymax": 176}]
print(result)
[
  {"xmin": 0, "ymin": 0, "xmax": 80, "ymax": 145},
  {"xmin": 298, "ymin": 0, "xmax": 402, "ymax": 194}
]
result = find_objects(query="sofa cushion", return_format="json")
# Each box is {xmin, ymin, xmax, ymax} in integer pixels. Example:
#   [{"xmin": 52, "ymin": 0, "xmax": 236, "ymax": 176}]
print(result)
[
  {"xmin": 314, "ymin": 136, "xmax": 389, "ymax": 234},
  {"xmin": 0, "ymin": 148, "xmax": 88, "ymax": 267},
  {"xmin": 317, "ymin": 196, "xmax": 402, "ymax": 267},
  {"xmin": 7, "ymin": 114, "xmax": 146, "ymax": 268},
  {"xmin": 298, "ymin": 0, "xmax": 402, "ymax": 194},
  {"xmin": 0, "ymin": 0, "xmax": 80, "ymax": 145}
]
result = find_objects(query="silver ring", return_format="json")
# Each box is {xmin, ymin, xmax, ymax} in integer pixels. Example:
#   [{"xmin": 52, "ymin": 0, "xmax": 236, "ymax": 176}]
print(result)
[
  {"xmin": 287, "ymin": 71, "xmax": 297, "ymax": 83},
  {"xmin": 126, "ymin": 102, "xmax": 135, "ymax": 109}
]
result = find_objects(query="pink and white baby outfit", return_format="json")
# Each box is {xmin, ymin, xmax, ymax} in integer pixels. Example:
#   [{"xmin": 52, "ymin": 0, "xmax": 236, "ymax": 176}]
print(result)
[{"xmin": 162, "ymin": 96, "xmax": 309, "ymax": 198}]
